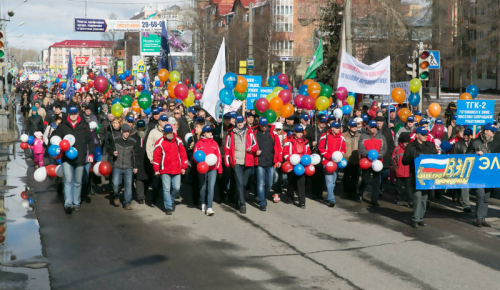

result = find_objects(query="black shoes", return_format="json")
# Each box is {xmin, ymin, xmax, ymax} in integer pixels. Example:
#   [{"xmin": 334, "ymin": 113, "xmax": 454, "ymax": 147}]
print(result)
[
  {"xmin": 463, "ymin": 207, "xmax": 471, "ymax": 213},
  {"xmin": 259, "ymin": 205, "xmax": 266, "ymax": 211},
  {"xmin": 481, "ymin": 220, "xmax": 491, "ymax": 227},
  {"xmin": 299, "ymin": 204, "xmax": 306, "ymax": 209},
  {"xmin": 410, "ymin": 221, "xmax": 418, "ymax": 228},
  {"xmin": 64, "ymin": 206, "xmax": 72, "ymax": 215},
  {"xmin": 239, "ymin": 206, "xmax": 247, "ymax": 214},
  {"xmin": 371, "ymin": 202, "xmax": 380, "ymax": 207},
  {"xmin": 418, "ymin": 221, "xmax": 426, "ymax": 227},
  {"xmin": 165, "ymin": 209, "xmax": 172, "ymax": 215},
  {"xmin": 474, "ymin": 219, "xmax": 482, "ymax": 227},
  {"xmin": 356, "ymin": 196, "xmax": 362, "ymax": 203},
  {"xmin": 172, "ymin": 204, "xmax": 176, "ymax": 212},
  {"xmin": 327, "ymin": 201, "xmax": 336, "ymax": 208},
  {"xmin": 138, "ymin": 200, "xmax": 145, "ymax": 205}
]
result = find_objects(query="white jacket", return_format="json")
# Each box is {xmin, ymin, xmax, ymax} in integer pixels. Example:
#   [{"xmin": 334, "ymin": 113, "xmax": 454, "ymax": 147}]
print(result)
[{"xmin": 146, "ymin": 124, "xmax": 164, "ymax": 161}]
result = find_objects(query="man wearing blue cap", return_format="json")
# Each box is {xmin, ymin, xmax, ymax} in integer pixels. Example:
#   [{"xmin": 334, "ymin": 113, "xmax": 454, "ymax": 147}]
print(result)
[
  {"xmin": 148, "ymin": 107, "xmax": 161, "ymax": 131},
  {"xmin": 395, "ymin": 116, "xmax": 416, "ymax": 146},
  {"xmin": 388, "ymin": 106, "xmax": 402, "ymax": 128},
  {"xmin": 284, "ymin": 116, "xmax": 296, "ymax": 134},
  {"xmin": 343, "ymin": 119, "xmax": 361, "ymax": 200},
  {"xmin": 245, "ymin": 112, "xmax": 257, "ymax": 131},
  {"xmin": 466, "ymin": 123, "xmax": 497, "ymax": 227},
  {"xmin": 403, "ymin": 126, "xmax": 437, "ymax": 228}
]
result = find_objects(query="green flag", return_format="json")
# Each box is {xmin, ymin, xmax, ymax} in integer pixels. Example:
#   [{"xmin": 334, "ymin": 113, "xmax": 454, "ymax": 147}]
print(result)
[{"xmin": 304, "ymin": 39, "xmax": 324, "ymax": 79}]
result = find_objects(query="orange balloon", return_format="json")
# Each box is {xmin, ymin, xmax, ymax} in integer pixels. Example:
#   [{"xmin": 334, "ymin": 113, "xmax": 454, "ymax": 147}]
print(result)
[
  {"xmin": 235, "ymin": 76, "xmax": 247, "ymax": 94},
  {"xmin": 398, "ymin": 108, "xmax": 411, "ymax": 122},
  {"xmin": 131, "ymin": 100, "xmax": 141, "ymax": 113},
  {"xmin": 329, "ymin": 97, "xmax": 333, "ymax": 106},
  {"xmin": 269, "ymin": 97, "xmax": 284, "ymax": 112},
  {"xmin": 303, "ymin": 79, "xmax": 313, "ymax": 86},
  {"xmin": 460, "ymin": 93, "xmax": 472, "ymax": 100},
  {"xmin": 428, "ymin": 103, "xmax": 441, "ymax": 118},
  {"xmin": 280, "ymin": 103, "xmax": 295, "ymax": 118},
  {"xmin": 307, "ymin": 82, "xmax": 321, "ymax": 98},
  {"xmin": 158, "ymin": 69, "xmax": 170, "ymax": 83},
  {"xmin": 167, "ymin": 82, "xmax": 178, "ymax": 99},
  {"xmin": 391, "ymin": 88, "xmax": 405, "ymax": 105},
  {"xmin": 414, "ymin": 115, "xmax": 422, "ymax": 124}
]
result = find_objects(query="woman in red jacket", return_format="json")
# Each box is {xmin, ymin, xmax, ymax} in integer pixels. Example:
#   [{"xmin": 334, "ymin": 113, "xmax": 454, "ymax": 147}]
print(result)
[
  {"xmin": 194, "ymin": 125, "xmax": 222, "ymax": 216},
  {"xmin": 283, "ymin": 125, "xmax": 311, "ymax": 208}
]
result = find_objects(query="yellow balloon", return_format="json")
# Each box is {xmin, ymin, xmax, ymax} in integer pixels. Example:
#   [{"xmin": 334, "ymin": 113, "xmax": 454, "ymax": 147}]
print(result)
[
  {"xmin": 266, "ymin": 94, "xmax": 274, "ymax": 101},
  {"xmin": 135, "ymin": 91, "xmax": 140, "ymax": 97},
  {"xmin": 169, "ymin": 71, "xmax": 181, "ymax": 83},
  {"xmin": 275, "ymin": 110, "xmax": 281, "ymax": 119},
  {"xmin": 183, "ymin": 91, "xmax": 195, "ymax": 107},
  {"xmin": 272, "ymin": 87, "xmax": 283, "ymax": 93},
  {"xmin": 315, "ymin": 96, "xmax": 330, "ymax": 111},
  {"xmin": 346, "ymin": 96, "xmax": 355, "ymax": 106}
]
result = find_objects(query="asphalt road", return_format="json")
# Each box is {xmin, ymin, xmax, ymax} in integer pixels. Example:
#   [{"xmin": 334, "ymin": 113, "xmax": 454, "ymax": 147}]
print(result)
[{"xmin": 31, "ymin": 163, "xmax": 500, "ymax": 290}]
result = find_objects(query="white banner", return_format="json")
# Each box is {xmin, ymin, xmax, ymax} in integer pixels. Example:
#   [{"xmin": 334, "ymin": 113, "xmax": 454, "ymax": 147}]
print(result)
[{"xmin": 337, "ymin": 51, "xmax": 391, "ymax": 95}]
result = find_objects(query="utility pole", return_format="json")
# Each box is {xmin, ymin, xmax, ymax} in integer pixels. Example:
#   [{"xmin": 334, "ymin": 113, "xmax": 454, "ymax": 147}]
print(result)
[
  {"xmin": 248, "ymin": 3, "xmax": 254, "ymax": 75},
  {"xmin": 345, "ymin": 0, "xmax": 352, "ymax": 55}
]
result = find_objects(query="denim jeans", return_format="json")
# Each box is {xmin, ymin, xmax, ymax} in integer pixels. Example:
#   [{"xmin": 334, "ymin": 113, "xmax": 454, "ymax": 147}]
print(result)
[
  {"xmin": 233, "ymin": 165, "xmax": 252, "ymax": 207},
  {"xmin": 199, "ymin": 170, "xmax": 217, "ymax": 208},
  {"xmin": 324, "ymin": 167, "xmax": 338, "ymax": 203},
  {"xmin": 257, "ymin": 166, "xmax": 274, "ymax": 206},
  {"xmin": 83, "ymin": 162, "xmax": 91, "ymax": 185},
  {"xmin": 161, "ymin": 174, "xmax": 181, "ymax": 210},
  {"xmin": 113, "ymin": 168, "xmax": 133, "ymax": 205},
  {"xmin": 62, "ymin": 162, "xmax": 85, "ymax": 207}
]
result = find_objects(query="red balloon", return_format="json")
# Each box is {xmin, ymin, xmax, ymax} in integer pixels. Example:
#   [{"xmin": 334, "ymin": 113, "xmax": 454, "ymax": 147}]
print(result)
[
  {"xmin": 99, "ymin": 161, "xmax": 113, "ymax": 176},
  {"xmin": 189, "ymin": 86, "xmax": 196, "ymax": 93},
  {"xmin": 137, "ymin": 84, "xmax": 143, "ymax": 92},
  {"xmin": 304, "ymin": 164, "xmax": 316, "ymax": 176},
  {"xmin": 46, "ymin": 165, "xmax": 57, "ymax": 177},
  {"xmin": 88, "ymin": 72, "xmax": 95, "ymax": 80},
  {"xmin": 278, "ymin": 89, "xmax": 292, "ymax": 104},
  {"xmin": 359, "ymin": 158, "xmax": 372, "ymax": 170},
  {"xmin": 53, "ymin": 152, "xmax": 63, "ymax": 160},
  {"xmin": 94, "ymin": 76, "xmax": 109, "ymax": 93},
  {"xmin": 59, "ymin": 140, "xmax": 71, "ymax": 151},
  {"xmin": 294, "ymin": 94, "xmax": 305, "ymax": 108},
  {"xmin": 184, "ymin": 78, "xmax": 191, "ymax": 85},
  {"xmin": 196, "ymin": 83, "xmax": 202, "ymax": 89},
  {"xmin": 125, "ymin": 76, "xmax": 132, "ymax": 81},
  {"xmin": 286, "ymin": 84, "xmax": 292, "ymax": 91},
  {"xmin": 303, "ymin": 96, "xmax": 316, "ymax": 110},
  {"xmin": 20, "ymin": 142, "xmax": 29, "ymax": 150},
  {"xmin": 255, "ymin": 98, "xmax": 270, "ymax": 113},
  {"xmin": 20, "ymin": 191, "xmax": 29, "ymax": 200},
  {"xmin": 197, "ymin": 162, "xmax": 209, "ymax": 174},
  {"xmin": 278, "ymin": 73, "xmax": 289, "ymax": 85},
  {"xmin": 195, "ymin": 92, "xmax": 203, "ymax": 100},
  {"xmin": 325, "ymin": 161, "xmax": 338, "ymax": 173},
  {"xmin": 281, "ymin": 161, "xmax": 294, "ymax": 173},
  {"xmin": 88, "ymin": 80, "xmax": 94, "ymax": 87},
  {"xmin": 84, "ymin": 85, "xmax": 90, "ymax": 91},
  {"xmin": 174, "ymin": 84, "xmax": 189, "ymax": 100}
]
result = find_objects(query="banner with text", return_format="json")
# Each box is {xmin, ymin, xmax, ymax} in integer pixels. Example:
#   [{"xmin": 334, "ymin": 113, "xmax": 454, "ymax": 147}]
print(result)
[
  {"xmin": 75, "ymin": 57, "xmax": 89, "ymax": 67},
  {"xmin": 382, "ymin": 82, "xmax": 411, "ymax": 103},
  {"xmin": 337, "ymin": 51, "xmax": 391, "ymax": 95},
  {"xmin": 140, "ymin": 30, "xmax": 193, "ymax": 56},
  {"xmin": 456, "ymin": 100, "xmax": 495, "ymax": 126},
  {"xmin": 75, "ymin": 18, "xmax": 164, "ymax": 32}
]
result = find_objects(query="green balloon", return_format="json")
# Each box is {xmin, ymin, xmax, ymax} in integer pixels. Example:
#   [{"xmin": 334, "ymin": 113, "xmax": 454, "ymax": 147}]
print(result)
[
  {"xmin": 121, "ymin": 95, "xmax": 133, "ymax": 108},
  {"xmin": 96, "ymin": 124, "xmax": 101, "ymax": 134},
  {"xmin": 138, "ymin": 94, "xmax": 152, "ymax": 110},
  {"xmin": 317, "ymin": 82, "xmax": 325, "ymax": 90},
  {"xmin": 263, "ymin": 109, "xmax": 277, "ymax": 123},
  {"xmin": 394, "ymin": 123, "xmax": 404, "ymax": 134},
  {"xmin": 320, "ymin": 85, "xmax": 333, "ymax": 97},
  {"xmin": 234, "ymin": 90, "xmax": 248, "ymax": 101}
]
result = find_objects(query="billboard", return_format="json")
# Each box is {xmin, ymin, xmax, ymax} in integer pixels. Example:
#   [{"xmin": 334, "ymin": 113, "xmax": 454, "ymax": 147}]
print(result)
[
  {"xmin": 117, "ymin": 60, "xmax": 124, "ymax": 74},
  {"xmin": 74, "ymin": 18, "xmax": 163, "ymax": 32},
  {"xmin": 140, "ymin": 30, "xmax": 193, "ymax": 56},
  {"xmin": 75, "ymin": 57, "xmax": 89, "ymax": 67}
]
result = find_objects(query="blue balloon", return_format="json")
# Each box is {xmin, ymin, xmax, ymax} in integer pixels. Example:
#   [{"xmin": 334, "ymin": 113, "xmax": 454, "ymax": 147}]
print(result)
[
  {"xmin": 141, "ymin": 90, "xmax": 152, "ymax": 96},
  {"xmin": 55, "ymin": 78, "xmax": 60, "ymax": 84},
  {"xmin": 48, "ymin": 145, "xmax": 61, "ymax": 157},
  {"xmin": 466, "ymin": 84, "xmax": 479, "ymax": 99},
  {"xmin": 299, "ymin": 85, "xmax": 308, "ymax": 95},
  {"xmin": 95, "ymin": 155, "xmax": 102, "ymax": 162},
  {"xmin": 28, "ymin": 197, "xmax": 34, "ymax": 204},
  {"xmin": 300, "ymin": 155, "xmax": 311, "ymax": 166},
  {"xmin": 367, "ymin": 149, "xmax": 379, "ymax": 161},
  {"xmin": 223, "ymin": 72, "xmax": 237, "ymax": 89},
  {"xmin": 27, "ymin": 136, "xmax": 35, "ymax": 145},
  {"xmin": 338, "ymin": 158, "xmax": 348, "ymax": 169},
  {"xmin": 408, "ymin": 93, "xmax": 421, "ymax": 106},
  {"xmin": 120, "ymin": 74, "xmax": 126, "ymax": 80},
  {"xmin": 279, "ymin": 84, "xmax": 289, "ymax": 90},
  {"xmin": 341, "ymin": 105, "xmax": 352, "ymax": 115},
  {"xmin": 219, "ymin": 88, "xmax": 234, "ymax": 105},
  {"xmin": 124, "ymin": 70, "xmax": 131, "ymax": 77},
  {"xmin": 194, "ymin": 151, "xmax": 206, "ymax": 163},
  {"xmin": 60, "ymin": 83, "xmax": 67, "ymax": 89},
  {"xmin": 155, "ymin": 80, "xmax": 161, "ymax": 87},
  {"xmin": 111, "ymin": 98, "xmax": 121, "ymax": 105},
  {"xmin": 94, "ymin": 147, "xmax": 102, "ymax": 157},
  {"xmin": 293, "ymin": 164, "xmax": 305, "ymax": 176},
  {"xmin": 56, "ymin": 159, "xmax": 62, "ymax": 164},
  {"xmin": 65, "ymin": 147, "xmax": 78, "ymax": 160},
  {"xmin": 143, "ymin": 107, "xmax": 151, "ymax": 114},
  {"xmin": 141, "ymin": 78, "xmax": 146, "ymax": 84},
  {"xmin": 440, "ymin": 141, "xmax": 452, "ymax": 152},
  {"xmin": 268, "ymin": 76, "xmax": 279, "ymax": 87}
]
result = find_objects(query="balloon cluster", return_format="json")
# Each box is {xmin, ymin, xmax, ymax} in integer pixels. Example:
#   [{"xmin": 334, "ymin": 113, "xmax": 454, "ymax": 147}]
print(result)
[
  {"xmin": 219, "ymin": 72, "xmax": 248, "ymax": 106},
  {"xmin": 19, "ymin": 134, "xmax": 34, "ymax": 150},
  {"xmin": 193, "ymin": 151, "xmax": 217, "ymax": 173},
  {"xmin": 91, "ymin": 161, "xmax": 113, "ymax": 177},
  {"xmin": 282, "ymin": 153, "xmax": 320, "ymax": 176},
  {"xmin": 359, "ymin": 150, "xmax": 383, "ymax": 172},
  {"xmin": 33, "ymin": 164, "xmax": 64, "ymax": 182}
]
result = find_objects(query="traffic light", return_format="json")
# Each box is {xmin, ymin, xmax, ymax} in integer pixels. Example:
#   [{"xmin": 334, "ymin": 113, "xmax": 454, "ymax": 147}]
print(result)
[
  {"xmin": 406, "ymin": 63, "xmax": 416, "ymax": 79},
  {"xmin": 0, "ymin": 31, "xmax": 4, "ymax": 63},
  {"xmin": 418, "ymin": 50, "xmax": 430, "ymax": 81}
]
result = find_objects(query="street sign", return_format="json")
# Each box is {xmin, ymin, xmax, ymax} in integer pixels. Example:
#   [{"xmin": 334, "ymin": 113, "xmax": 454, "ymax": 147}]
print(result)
[
  {"xmin": 138, "ymin": 65, "xmax": 145, "ymax": 73},
  {"xmin": 247, "ymin": 58, "xmax": 254, "ymax": 69},
  {"xmin": 132, "ymin": 70, "xmax": 137, "ymax": 76},
  {"xmin": 428, "ymin": 51, "xmax": 440, "ymax": 69},
  {"xmin": 456, "ymin": 100, "xmax": 495, "ymax": 126}
]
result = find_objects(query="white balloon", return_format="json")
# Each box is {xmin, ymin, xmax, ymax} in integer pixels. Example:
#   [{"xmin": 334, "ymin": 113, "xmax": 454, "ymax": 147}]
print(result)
[
  {"xmin": 50, "ymin": 136, "xmax": 62, "ymax": 146},
  {"xmin": 136, "ymin": 80, "xmax": 142, "ymax": 86},
  {"xmin": 331, "ymin": 151, "xmax": 343, "ymax": 163},
  {"xmin": 89, "ymin": 121, "xmax": 98, "ymax": 130},
  {"xmin": 372, "ymin": 160, "xmax": 383, "ymax": 172},
  {"xmin": 138, "ymin": 73, "xmax": 144, "ymax": 79},
  {"xmin": 64, "ymin": 134, "xmax": 76, "ymax": 146},
  {"xmin": 21, "ymin": 199, "xmax": 30, "ymax": 208},
  {"xmin": 75, "ymin": 83, "xmax": 82, "ymax": 90},
  {"xmin": 205, "ymin": 154, "xmax": 217, "ymax": 166},
  {"xmin": 290, "ymin": 154, "xmax": 301, "ymax": 166},
  {"xmin": 184, "ymin": 133, "xmax": 193, "ymax": 143},
  {"xmin": 93, "ymin": 162, "xmax": 102, "ymax": 177},
  {"xmin": 115, "ymin": 84, "xmax": 123, "ymax": 91},
  {"xmin": 154, "ymin": 76, "xmax": 160, "ymax": 81},
  {"xmin": 20, "ymin": 134, "xmax": 29, "ymax": 142},
  {"xmin": 333, "ymin": 108, "xmax": 343, "ymax": 119},
  {"xmin": 55, "ymin": 165, "xmax": 64, "ymax": 177},
  {"xmin": 164, "ymin": 90, "xmax": 169, "ymax": 96},
  {"xmin": 311, "ymin": 153, "xmax": 322, "ymax": 166},
  {"xmin": 34, "ymin": 167, "xmax": 47, "ymax": 182}
]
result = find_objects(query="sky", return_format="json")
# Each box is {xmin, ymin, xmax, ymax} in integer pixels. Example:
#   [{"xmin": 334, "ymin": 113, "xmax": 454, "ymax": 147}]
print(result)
[{"xmin": 3, "ymin": 0, "xmax": 189, "ymax": 51}]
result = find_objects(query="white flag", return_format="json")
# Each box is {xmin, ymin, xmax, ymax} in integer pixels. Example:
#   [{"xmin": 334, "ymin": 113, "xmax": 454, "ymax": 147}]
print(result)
[{"xmin": 201, "ymin": 38, "xmax": 226, "ymax": 122}]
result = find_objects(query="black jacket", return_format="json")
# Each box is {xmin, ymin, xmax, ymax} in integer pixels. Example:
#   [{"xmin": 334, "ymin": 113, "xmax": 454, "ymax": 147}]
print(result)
[
  {"xmin": 25, "ymin": 114, "xmax": 44, "ymax": 135},
  {"xmin": 131, "ymin": 132, "xmax": 153, "ymax": 180},
  {"xmin": 105, "ymin": 128, "xmax": 122, "ymax": 161},
  {"xmin": 466, "ymin": 132, "xmax": 493, "ymax": 154},
  {"xmin": 452, "ymin": 139, "xmax": 469, "ymax": 154},
  {"xmin": 402, "ymin": 140, "xmax": 438, "ymax": 188},
  {"xmin": 379, "ymin": 125, "xmax": 395, "ymax": 169},
  {"xmin": 108, "ymin": 135, "xmax": 138, "ymax": 169},
  {"xmin": 176, "ymin": 117, "xmax": 190, "ymax": 144},
  {"xmin": 53, "ymin": 116, "xmax": 95, "ymax": 166}
]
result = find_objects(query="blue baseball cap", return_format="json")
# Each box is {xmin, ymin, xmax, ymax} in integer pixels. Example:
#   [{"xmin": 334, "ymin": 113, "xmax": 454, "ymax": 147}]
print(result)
[
  {"xmin": 163, "ymin": 124, "xmax": 173, "ymax": 133},
  {"xmin": 202, "ymin": 125, "xmax": 213, "ymax": 133},
  {"xmin": 126, "ymin": 116, "xmax": 134, "ymax": 123},
  {"xmin": 230, "ymin": 112, "xmax": 236, "ymax": 118},
  {"xmin": 301, "ymin": 114, "xmax": 310, "ymax": 121},
  {"xmin": 414, "ymin": 111, "xmax": 422, "ymax": 116},
  {"xmin": 407, "ymin": 116, "xmax": 415, "ymax": 122},
  {"xmin": 223, "ymin": 112, "xmax": 232, "ymax": 120},
  {"xmin": 235, "ymin": 115, "xmax": 245, "ymax": 123},
  {"xmin": 389, "ymin": 106, "xmax": 396, "ymax": 112},
  {"xmin": 435, "ymin": 119, "xmax": 443, "ymax": 125},
  {"xmin": 381, "ymin": 103, "xmax": 388, "ymax": 109},
  {"xmin": 464, "ymin": 128, "xmax": 473, "ymax": 135},
  {"xmin": 68, "ymin": 106, "xmax": 78, "ymax": 114},
  {"xmin": 195, "ymin": 117, "xmax": 205, "ymax": 123},
  {"xmin": 419, "ymin": 119, "xmax": 429, "ymax": 125},
  {"xmin": 361, "ymin": 114, "xmax": 369, "ymax": 122},
  {"xmin": 484, "ymin": 123, "xmax": 498, "ymax": 132},
  {"xmin": 330, "ymin": 121, "xmax": 341, "ymax": 128},
  {"xmin": 246, "ymin": 111, "xmax": 255, "ymax": 118},
  {"xmin": 152, "ymin": 108, "xmax": 160, "ymax": 115},
  {"xmin": 368, "ymin": 120, "xmax": 377, "ymax": 128},
  {"xmin": 348, "ymin": 120, "xmax": 357, "ymax": 127},
  {"xmin": 294, "ymin": 125, "xmax": 304, "ymax": 132},
  {"xmin": 494, "ymin": 120, "xmax": 498, "ymax": 125},
  {"xmin": 159, "ymin": 115, "xmax": 169, "ymax": 121},
  {"xmin": 319, "ymin": 116, "xmax": 327, "ymax": 123},
  {"xmin": 137, "ymin": 120, "xmax": 146, "ymax": 128},
  {"xmin": 188, "ymin": 107, "xmax": 197, "ymax": 114},
  {"xmin": 286, "ymin": 115, "xmax": 295, "ymax": 120},
  {"xmin": 259, "ymin": 117, "xmax": 268, "ymax": 125},
  {"xmin": 416, "ymin": 127, "xmax": 428, "ymax": 135},
  {"xmin": 452, "ymin": 115, "xmax": 457, "ymax": 120},
  {"xmin": 328, "ymin": 114, "xmax": 336, "ymax": 121}
]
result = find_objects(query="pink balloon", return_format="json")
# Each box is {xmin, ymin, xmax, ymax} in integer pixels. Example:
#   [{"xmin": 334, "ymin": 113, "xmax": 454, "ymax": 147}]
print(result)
[
  {"xmin": 189, "ymin": 86, "xmax": 196, "ymax": 93},
  {"xmin": 294, "ymin": 94, "xmax": 305, "ymax": 108},
  {"xmin": 278, "ymin": 90, "xmax": 292, "ymax": 104},
  {"xmin": 336, "ymin": 87, "xmax": 348, "ymax": 100},
  {"xmin": 278, "ymin": 73, "xmax": 289, "ymax": 85},
  {"xmin": 255, "ymin": 98, "xmax": 270, "ymax": 113},
  {"xmin": 431, "ymin": 124, "xmax": 445, "ymax": 139},
  {"xmin": 342, "ymin": 100, "xmax": 348, "ymax": 106},
  {"xmin": 303, "ymin": 97, "xmax": 316, "ymax": 110},
  {"xmin": 174, "ymin": 84, "xmax": 189, "ymax": 100},
  {"xmin": 94, "ymin": 76, "xmax": 109, "ymax": 93},
  {"xmin": 286, "ymin": 83, "xmax": 292, "ymax": 91},
  {"xmin": 195, "ymin": 92, "xmax": 203, "ymax": 100}
]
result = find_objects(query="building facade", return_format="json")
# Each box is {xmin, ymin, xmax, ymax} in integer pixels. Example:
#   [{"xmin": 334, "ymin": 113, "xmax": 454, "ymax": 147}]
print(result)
[{"xmin": 48, "ymin": 40, "xmax": 114, "ymax": 73}]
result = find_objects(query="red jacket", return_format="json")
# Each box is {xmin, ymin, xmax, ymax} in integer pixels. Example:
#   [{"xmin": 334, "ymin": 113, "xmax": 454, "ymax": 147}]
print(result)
[
  {"xmin": 391, "ymin": 143, "xmax": 409, "ymax": 178},
  {"xmin": 253, "ymin": 127, "xmax": 283, "ymax": 165},
  {"xmin": 318, "ymin": 130, "xmax": 347, "ymax": 166},
  {"xmin": 224, "ymin": 128, "xmax": 258, "ymax": 167},
  {"xmin": 152, "ymin": 134, "xmax": 188, "ymax": 175},
  {"xmin": 283, "ymin": 136, "xmax": 311, "ymax": 161},
  {"xmin": 194, "ymin": 137, "xmax": 223, "ymax": 174}
]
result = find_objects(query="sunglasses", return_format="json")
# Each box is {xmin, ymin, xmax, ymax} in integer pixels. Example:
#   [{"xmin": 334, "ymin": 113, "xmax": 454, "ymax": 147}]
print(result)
[{"xmin": 174, "ymin": 112, "xmax": 181, "ymax": 115}]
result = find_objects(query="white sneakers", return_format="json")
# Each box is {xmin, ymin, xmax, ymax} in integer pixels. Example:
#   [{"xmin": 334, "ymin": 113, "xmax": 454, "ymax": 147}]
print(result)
[
  {"xmin": 206, "ymin": 208, "xmax": 214, "ymax": 216},
  {"xmin": 201, "ymin": 204, "xmax": 206, "ymax": 213}
]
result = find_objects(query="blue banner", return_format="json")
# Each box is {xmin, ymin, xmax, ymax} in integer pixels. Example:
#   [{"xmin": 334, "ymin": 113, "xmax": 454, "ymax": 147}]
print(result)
[
  {"xmin": 415, "ymin": 153, "xmax": 500, "ymax": 190},
  {"xmin": 74, "ymin": 18, "xmax": 107, "ymax": 32},
  {"xmin": 456, "ymin": 100, "xmax": 495, "ymax": 126}
]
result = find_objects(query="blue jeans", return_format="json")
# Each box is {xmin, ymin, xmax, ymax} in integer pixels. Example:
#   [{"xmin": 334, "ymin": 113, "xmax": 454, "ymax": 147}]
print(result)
[
  {"xmin": 83, "ymin": 162, "xmax": 91, "ymax": 185},
  {"xmin": 257, "ymin": 166, "xmax": 274, "ymax": 206},
  {"xmin": 233, "ymin": 165, "xmax": 252, "ymax": 207},
  {"xmin": 324, "ymin": 167, "xmax": 338, "ymax": 203},
  {"xmin": 62, "ymin": 162, "xmax": 85, "ymax": 207},
  {"xmin": 199, "ymin": 170, "xmax": 217, "ymax": 208},
  {"xmin": 161, "ymin": 174, "xmax": 181, "ymax": 210},
  {"xmin": 113, "ymin": 168, "xmax": 133, "ymax": 205}
]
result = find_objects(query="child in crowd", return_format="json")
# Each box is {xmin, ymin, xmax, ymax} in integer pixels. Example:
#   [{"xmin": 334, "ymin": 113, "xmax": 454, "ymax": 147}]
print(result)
[{"xmin": 32, "ymin": 131, "xmax": 45, "ymax": 168}]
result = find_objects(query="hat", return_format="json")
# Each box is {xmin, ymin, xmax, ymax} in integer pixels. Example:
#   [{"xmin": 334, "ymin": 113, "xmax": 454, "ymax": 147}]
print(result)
[
  {"xmin": 389, "ymin": 106, "xmax": 396, "ymax": 113},
  {"xmin": 452, "ymin": 115, "xmax": 457, "ymax": 120},
  {"xmin": 376, "ymin": 109, "xmax": 384, "ymax": 115},
  {"xmin": 163, "ymin": 124, "xmax": 174, "ymax": 133},
  {"xmin": 419, "ymin": 119, "xmax": 429, "ymax": 125},
  {"xmin": 407, "ymin": 116, "xmax": 415, "ymax": 122},
  {"xmin": 230, "ymin": 112, "xmax": 237, "ymax": 118},
  {"xmin": 494, "ymin": 120, "xmax": 498, "ymax": 125},
  {"xmin": 259, "ymin": 117, "xmax": 269, "ymax": 126},
  {"xmin": 68, "ymin": 106, "xmax": 78, "ymax": 114},
  {"xmin": 246, "ymin": 111, "xmax": 255, "ymax": 118},
  {"xmin": 126, "ymin": 116, "xmax": 134, "ymax": 123},
  {"xmin": 223, "ymin": 112, "xmax": 232, "ymax": 120},
  {"xmin": 81, "ymin": 102, "xmax": 90, "ymax": 109},
  {"xmin": 159, "ymin": 115, "xmax": 169, "ymax": 121},
  {"xmin": 319, "ymin": 116, "xmax": 327, "ymax": 123},
  {"xmin": 368, "ymin": 120, "xmax": 377, "ymax": 128},
  {"xmin": 375, "ymin": 116, "xmax": 385, "ymax": 122},
  {"xmin": 89, "ymin": 121, "xmax": 98, "ymax": 129},
  {"xmin": 300, "ymin": 114, "xmax": 310, "ymax": 121},
  {"xmin": 398, "ymin": 132, "xmax": 411, "ymax": 144},
  {"xmin": 168, "ymin": 117, "xmax": 177, "ymax": 125},
  {"xmin": 414, "ymin": 111, "xmax": 423, "ymax": 116},
  {"xmin": 294, "ymin": 125, "xmax": 304, "ymax": 132},
  {"xmin": 286, "ymin": 116, "xmax": 295, "ymax": 121},
  {"xmin": 328, "ymin": 114, "xmax": 336, "ymax": 121},
  {"xmin": 34, "ymin": 131, "xmax": 43, "ymax": 138},
  {"xmin": 274, "ymin": 122, "xmax": 283, "ymax": 130},
  {"xmin": 195, "ymin": 117, "xmax": 205, "ymax": 123},
  {"xmin": 354, "ymin": 117, "xmax": 363, "ymax": 123},
  {"xmin": 137, "ymin": 120, "xmax": 146, "ymax": 129},
  {"xmin": 330, "ymin": 121, "xmax": 341, "ymax": 128},
  {"xmin": 348, "ymin": 120, "xmax": 357, "ymax": 127},
  {"xmin": 236, "ymin": 115, "xmax": 245, "ymax": 123},
  {"xmin": 188, "ymin": 107, "xmax": 197, "ymax": 114},
  {"xmin": 484, "ymin": 123, "xmax": 498, "ymax": 132},
  {"xmin": 31, "ymin": 106, "xmax": 38, "ymax": 111},
  {"xmin": 202, "ymin": 125, "xmax": 213, "ymax": 133},
  {"xmin": 101, "ymin": 103, "xmax": 108, "ymax": 109},
  {"xmin": 381, "ymin": 103, "xmax": 388, "ymax": 109},
  {"xmin": 464, "ymin": 128, "xmax": 473, "ymax": 135},
  {"xmin": 34, "ymin": 99, "xmax": 41, "ymax": 105},
  {"xmin": 121, "ymin": 124, "xmax": 132, "ymax": 131},
  {"xmin": 435, "ymin": 119, "xmax": 443, "ymax": 125},
  {"xmin": 361, "ymin": 114, "xmax": 369, "ymax": 122},
  {"xmin": 152, "ymin": 108, "xmax": 160, "ymax": 115},
  {"xmin": 416, "ymin": 127, "xmax": 428, "ymax": 135}
]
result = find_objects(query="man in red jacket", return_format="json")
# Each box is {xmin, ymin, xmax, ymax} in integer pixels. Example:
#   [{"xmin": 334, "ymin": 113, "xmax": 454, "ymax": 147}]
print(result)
[
  {"xmin": 152, "ymin": 124, "xmax": 188, "ymax": 215},
  {"xmin": 319, "ymin": 121, "xmax": 346, "ymax": 207},
  {"xmin": 392, "ymin": 132, "xmax": 411, "ymax": 207}
]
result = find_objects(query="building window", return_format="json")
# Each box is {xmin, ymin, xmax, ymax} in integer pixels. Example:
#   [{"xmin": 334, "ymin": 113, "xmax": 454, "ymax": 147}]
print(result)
[
  {"xmin": 273, "ymin": 0, "xmax": 293, "ymax": 33},
  {"xmin": 272, "ymin": 40, "xmax": 294, "ymax": 57}
]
